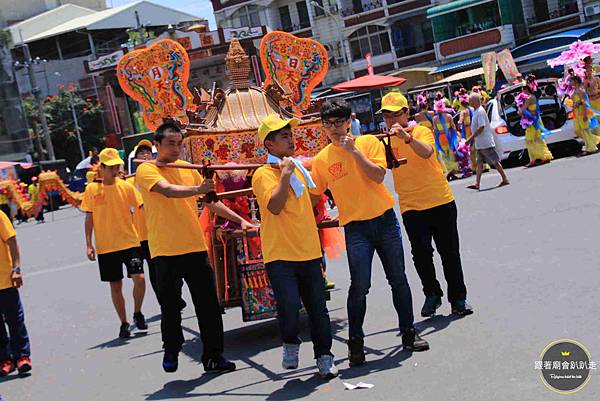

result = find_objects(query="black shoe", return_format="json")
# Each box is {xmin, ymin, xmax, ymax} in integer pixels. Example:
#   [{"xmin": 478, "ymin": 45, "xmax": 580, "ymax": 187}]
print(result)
[
  {"xmin": 402, "ymin": 328, "xmax": 429, "ymax": 352},
  {"xmin": 133, "ymin": 312, "xmax": 148, "ymax": 331},
  {"xmin": 451, "ymin": 300, "xmax": 474, "ymax": 316},
  {"xmin": 421, "ymin": 295, "xmax": 442, "ymax": 317},
  {"xmin": 204, "ymin": 356, "xmax": 236, "ymax": 374},
  {"xmin": 162, "ymin": 351, "xmax": 179, "ymax": 373},
  {"xmin": 347, "ymin": 339, "xmax": 366, "ymax": 366},
  {"xmin": 118, "ymin": 322, "xmax": 131, "ymax": 339}
]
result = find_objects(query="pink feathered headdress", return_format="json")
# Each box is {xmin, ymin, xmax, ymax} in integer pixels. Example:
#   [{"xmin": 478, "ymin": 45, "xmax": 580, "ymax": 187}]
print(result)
[
  {"xmin": 416, "ymin": 94, "xmax": 428, "ymax": 107},
  {"xmin": 525, "ymin": 74, "xmax": 538, "ymax": 92},
  {"xmin": 547, "ymin": 40, "xmax": 600, "ymax": 68},
  {"xmin": 434, "ymin": 99, "xmax": 454, "ymax": 114}
]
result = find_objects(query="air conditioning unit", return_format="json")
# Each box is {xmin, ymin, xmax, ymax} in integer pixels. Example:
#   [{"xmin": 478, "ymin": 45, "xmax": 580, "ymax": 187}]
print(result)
[{"xmin": 585, "ymin": 3, "xmax": 600, "ymax": 16}]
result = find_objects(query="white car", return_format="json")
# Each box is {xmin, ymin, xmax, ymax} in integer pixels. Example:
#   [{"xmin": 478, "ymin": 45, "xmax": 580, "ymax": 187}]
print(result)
[{"xmin": 485, "ymin": 78, "xmax": 577, "ymax": 161}]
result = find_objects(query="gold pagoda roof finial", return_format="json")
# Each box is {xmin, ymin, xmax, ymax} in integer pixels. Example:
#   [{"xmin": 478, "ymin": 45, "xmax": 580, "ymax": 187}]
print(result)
[{"xmin": 226, "ymin": 38, "xmax": 251, "ymax": 90}]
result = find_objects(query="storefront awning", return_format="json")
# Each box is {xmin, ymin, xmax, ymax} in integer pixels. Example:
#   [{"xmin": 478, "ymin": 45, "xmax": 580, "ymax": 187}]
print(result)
[
  {"xmin": 426, "ymin": 0, "xmax": 495, "ymax": 18},
  {"xmin": 433, "ymin": 67, "xmax": 487, "ymax": 84},
  {"xmin": 511, "ymin": 27, "xmax": 598, "ymax": 59},
  {"xmin": 431, "ymin": 56, "xmax": 481, "ymax": 75}
]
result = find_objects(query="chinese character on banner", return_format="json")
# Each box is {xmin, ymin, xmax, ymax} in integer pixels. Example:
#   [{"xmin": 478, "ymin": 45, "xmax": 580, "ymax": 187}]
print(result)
[{"xmin": 534, "ymin": 361, "xmax": 543, "ymax": 370}]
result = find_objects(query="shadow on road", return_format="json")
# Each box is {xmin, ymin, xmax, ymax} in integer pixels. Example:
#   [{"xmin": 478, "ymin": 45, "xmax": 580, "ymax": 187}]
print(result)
[
  {"xmin": 145, "ymin": 315, "xmax": 347, "ymax": 400},
  {"xmin": 88, "ymin": 331, "xmax": 152, "ymax": 350}
]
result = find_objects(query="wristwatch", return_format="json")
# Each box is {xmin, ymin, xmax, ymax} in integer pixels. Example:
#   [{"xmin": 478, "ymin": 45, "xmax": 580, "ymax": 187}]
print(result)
[{"xmin": 12, "ymin": 267, "xmax": 21, "ymax": 274}]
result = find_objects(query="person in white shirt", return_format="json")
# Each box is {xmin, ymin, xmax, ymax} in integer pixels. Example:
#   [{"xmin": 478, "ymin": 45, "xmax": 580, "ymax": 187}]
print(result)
[
  {"xmin": 466, "ymin": 93, "xmax": 509, "ymax": 190},
  {"xmin": 350, "ymin": 113, "xmax": 362, "ymax": 136}
]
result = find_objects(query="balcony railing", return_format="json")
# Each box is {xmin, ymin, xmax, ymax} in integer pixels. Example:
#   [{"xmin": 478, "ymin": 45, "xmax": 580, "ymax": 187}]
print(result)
[
  {"xmin": 394, "ymin": 43, "xmax": 434, "ymax": 59},
  {"xmin": 526, "ymin": 2, "xmax": 579, "ymax": 25},
  {"xmin": 280, "ymin": 21, "xmax": 311, "ymax": 32},
  {"xmin": 340, "ymin": 0, "xmax": 383, "ymax": 17},
  {"xmin": 455, "ymin": 16, "xmax": 501, "ymax": 38}
]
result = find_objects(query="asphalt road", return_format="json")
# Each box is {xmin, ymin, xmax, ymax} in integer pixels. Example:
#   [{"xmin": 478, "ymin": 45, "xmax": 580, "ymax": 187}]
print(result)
[{"xmin": 1, "ymin": 151, "xmax": 599, "ymax": 401}]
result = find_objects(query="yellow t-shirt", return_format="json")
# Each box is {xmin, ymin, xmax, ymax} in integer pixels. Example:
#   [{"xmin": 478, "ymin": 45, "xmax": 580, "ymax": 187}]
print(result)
[
  {"xmin": 27, "ymin": 184, "xmax": 38, "ymax": 200},
  {"xmin": 0, "ymin": 211, "xmax": 15, "ymax": 290},
  {"xmin": 126, "ymin": 176, "xmax": 148, "ymax": 242},
  {"xmin": 86, "ymin": 170, "xmax": 97, "ymax": 184},
  {"xmin": 252, "ymin": 165, "xmax": 322, "ymax": 263},
  {"xmin": 390, "ymin": 125, "xmax": 454, "ymax": 213},
  {"xmin": 135, "ymin": 160, "xmax": 207, "ymax": 258},
  {"xmin": 80, "ymin": 180, "xmax": 142, "ymax": 254},
  {"xmin": 310, "ymin": 134, "xmax": 394, "ymax": 226}
]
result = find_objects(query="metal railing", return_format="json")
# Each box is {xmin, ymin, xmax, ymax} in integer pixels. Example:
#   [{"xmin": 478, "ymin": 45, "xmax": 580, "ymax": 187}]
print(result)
[{"xmin": 340, "ymin": 0, "xmax": 384, "ymax": 17}]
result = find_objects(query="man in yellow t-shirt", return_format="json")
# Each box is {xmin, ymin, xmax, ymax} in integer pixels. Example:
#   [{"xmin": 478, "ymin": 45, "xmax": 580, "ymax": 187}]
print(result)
[
  {"xmin": 311, "ymin": 99, "xmax": 429, "ymax": 366},
  {"xmin": 126, "ymin": 139, "xmax": 164, "ymax": 306},
  {"xmin": 381, "ymin": 91, "xmax": 473, "ymax": 319},
  {"xmin": 0, "ymin": 210, "xmax": 32, "ymax": 376},
  {"xmin": 27, "ymin": 177, "xmax": 44, "ymax": 223},
  {"xmin": 136, "ymin": 122, "xmax": 253, "ymax": 374},
  {"xmin": 252, "ymin": 115, "xmax": 337, "ymax": 379},
  {"xmin": 81, "ymin": 148, "xmax": 148, "ymax": 340}
]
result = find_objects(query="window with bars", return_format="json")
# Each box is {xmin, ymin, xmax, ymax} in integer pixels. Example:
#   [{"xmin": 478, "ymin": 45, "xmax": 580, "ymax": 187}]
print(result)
[
  {"xmin": 349, "ymin": 25, "xmax": 391, "ymax": 61},
  {"xmin": 231, "ymin": 5, "xmax": 262, "ymax": 28}
]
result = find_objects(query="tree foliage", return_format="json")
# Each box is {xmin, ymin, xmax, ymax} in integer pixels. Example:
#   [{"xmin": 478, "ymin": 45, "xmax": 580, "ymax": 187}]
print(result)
[{"xmin": 23, "ymin": 84, "xmax": 104, "ymax": 166}]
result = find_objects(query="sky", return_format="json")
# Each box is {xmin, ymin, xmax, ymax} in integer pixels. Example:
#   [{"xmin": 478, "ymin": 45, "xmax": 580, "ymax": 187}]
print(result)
[{"xmin": 107, "ymin": 0, "xmax": 217, "ymax": 30}]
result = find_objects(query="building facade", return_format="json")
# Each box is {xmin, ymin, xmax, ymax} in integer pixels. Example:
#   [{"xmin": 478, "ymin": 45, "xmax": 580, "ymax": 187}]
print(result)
[
  {"xmin": 0, "ymin": 0, "xmax": 105, "ymax": 26},
  {"xmin": 212, "ymin": 0, "xmax": 354, "ymax": 85}
]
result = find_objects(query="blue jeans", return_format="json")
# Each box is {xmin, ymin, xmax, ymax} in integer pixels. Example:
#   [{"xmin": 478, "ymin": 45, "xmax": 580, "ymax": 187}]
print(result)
[
  {"xmin": 0, "ymin": 288, "xmax": 31, "ymax": 361},
  {"xmin": 265, "ymin": 259, "xmax": 333, "ymax": 358},
  {"xmin": 344, "ymin": 208, "xmax": 414, "ymax": 342}
]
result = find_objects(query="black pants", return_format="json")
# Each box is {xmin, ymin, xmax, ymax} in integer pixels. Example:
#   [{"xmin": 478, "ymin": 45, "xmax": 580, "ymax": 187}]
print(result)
[
  {"xmin": 140, "ymin": 241, "xmax": 159, "ymax": 302},
  {"xmin": 265, "ymin": 259, "xmax": 332, "ymax": 359},
  {"xmin": 402, "ymin": 201, "xmax": 467, "ymax": 303},
  {"xmin": 152, "ymin": 252, "xmax": 223, "ymax": 363}
]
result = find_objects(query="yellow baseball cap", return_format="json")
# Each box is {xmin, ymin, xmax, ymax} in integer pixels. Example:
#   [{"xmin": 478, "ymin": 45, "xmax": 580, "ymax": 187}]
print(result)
[
  {"xmin": 134, "ymin": 139, "xmax": 153, "ymax": 155},
  {"xmin": 378, "ymin": 92, "xmax": 409, "ymax": 113},
  {"xmin": 99, "ymin": 148, "xmax": 124, "ymax": 166},
  {"xmin": 258, "ymin": 114, "xmax": 299, "ymax": 142}
]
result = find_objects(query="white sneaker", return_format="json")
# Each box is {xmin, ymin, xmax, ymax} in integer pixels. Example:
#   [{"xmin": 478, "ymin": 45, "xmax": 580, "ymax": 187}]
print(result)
[
  {"xmin": 282, "ymin": 343, "xmax": 299, "ymax": 369},
  {"xmin": 316, "ymin": 354, "xmax": 338, "ymax": 379}
]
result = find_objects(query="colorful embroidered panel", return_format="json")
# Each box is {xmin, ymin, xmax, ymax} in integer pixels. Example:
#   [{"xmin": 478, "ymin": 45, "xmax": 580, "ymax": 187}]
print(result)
[
  {"xmin": 116, "ymin": 39, "xmax": 194, "ymax": 131},
  {"xmin": 260, "ymin": 32, "xmax": 328, "ymax": 115},
  {"xmin": 182, "ymin": 123, "xmax": 328, "ymax": 164}
]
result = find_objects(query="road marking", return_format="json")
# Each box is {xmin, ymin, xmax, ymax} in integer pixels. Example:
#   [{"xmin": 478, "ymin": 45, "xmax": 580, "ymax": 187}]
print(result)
[{"xmin": 28, "ymin": 260, "xmax": 93, "ymax": 277}]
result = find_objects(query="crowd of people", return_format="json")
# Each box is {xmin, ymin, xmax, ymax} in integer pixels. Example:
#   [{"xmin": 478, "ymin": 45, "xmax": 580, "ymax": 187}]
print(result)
[
  {"xmin": 0, "ymin": 179, "xmax": 44, "ymax": 226},
  {"xmin": 3, "ymin": 58, "xmax": 599, "ymax": 382}
]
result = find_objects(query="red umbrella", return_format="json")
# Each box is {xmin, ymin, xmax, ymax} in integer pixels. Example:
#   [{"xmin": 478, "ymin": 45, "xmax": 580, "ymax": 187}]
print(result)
[{"xmin": 332, "ymin": 74, "xmax": 406, "ymax": 92}]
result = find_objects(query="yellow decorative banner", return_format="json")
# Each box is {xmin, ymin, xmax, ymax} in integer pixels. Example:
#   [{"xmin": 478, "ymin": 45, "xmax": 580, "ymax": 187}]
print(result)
[
  {"xmin": 481, "ymin": 52, "xmax": 497, "ymax": 91},
  {"xmin": 496, "ymin": 49, "xmax": 521, "ymax": 85}
]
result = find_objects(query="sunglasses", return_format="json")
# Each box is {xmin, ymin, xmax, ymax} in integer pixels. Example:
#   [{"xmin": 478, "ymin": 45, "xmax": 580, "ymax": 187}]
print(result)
[{"xmin": 322, "ymin": 118, "xmax": 348, "ymax": 128}]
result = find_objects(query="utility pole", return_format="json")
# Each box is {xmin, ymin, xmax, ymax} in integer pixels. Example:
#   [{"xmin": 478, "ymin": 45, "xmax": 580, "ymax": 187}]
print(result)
[
  {"xmin": 67, "ymin": 90, "xmax": 85, "ymax": 159},
  {"xmin": 18, "ymin": 31, "xmax": 55, "ymax": 160}
]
